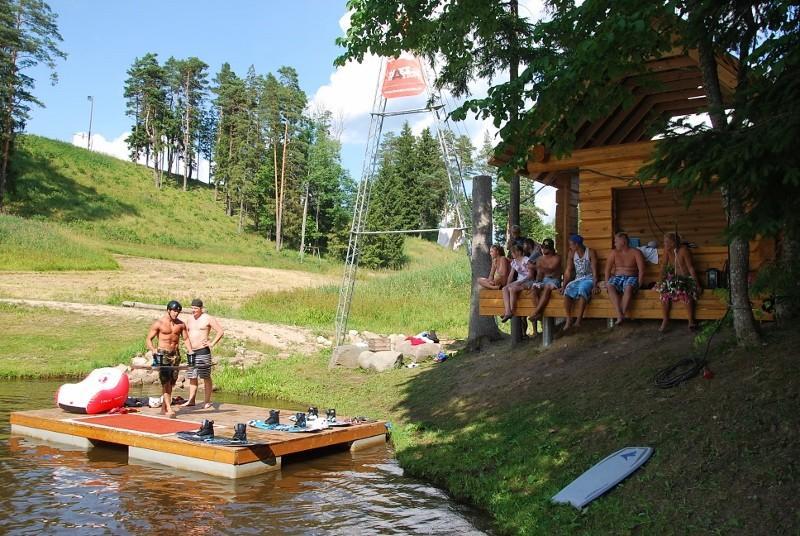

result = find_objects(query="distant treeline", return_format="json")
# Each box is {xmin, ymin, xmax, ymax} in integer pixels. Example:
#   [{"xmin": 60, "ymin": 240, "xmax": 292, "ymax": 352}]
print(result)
[{"xmin": 123, "ymin": 54, "xmax": 354, "ymax": 255}]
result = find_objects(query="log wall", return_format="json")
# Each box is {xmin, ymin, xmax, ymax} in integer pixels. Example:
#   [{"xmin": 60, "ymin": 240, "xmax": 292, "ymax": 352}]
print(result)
[{"xmin": 550, "ymin": 142, "xmax": 774, "ymax": 286}]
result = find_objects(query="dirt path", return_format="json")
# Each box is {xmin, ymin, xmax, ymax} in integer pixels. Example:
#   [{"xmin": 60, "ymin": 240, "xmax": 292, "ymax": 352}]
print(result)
[
  {"xmin": 0, "ymin": 298, "xmax": 326, "ymax": 354},
  {"xmin": 0, "ymin": 255, "xmax": 336, "ymax": 307}
]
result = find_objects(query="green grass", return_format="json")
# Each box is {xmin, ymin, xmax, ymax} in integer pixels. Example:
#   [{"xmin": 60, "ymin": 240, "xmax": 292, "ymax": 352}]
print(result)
[
  {"xmin": 0, "ymin": 214, "xmax": 117, "ymax": 270},
  {"xmin": 238, "ymin": 238, "xmax": 471, "ymax": 337},
  {"xmin": 1, "ymin": 300, "xmax": 796, "ymax": 534},
  {"xmin": 2, "ymin": 135, "xmax": 340, "ymax": 273},
  {"xmin": 212, "ymin": 324, "xmax": 799, "ymax": 535},
  {"xmin": 0, "ymin": 302, "xmax": 149, "ymax": 378}
]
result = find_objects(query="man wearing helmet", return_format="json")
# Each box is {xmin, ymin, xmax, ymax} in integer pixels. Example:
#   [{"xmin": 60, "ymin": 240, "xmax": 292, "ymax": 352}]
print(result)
[{"xmin": 145, "ymin": 300, "xmax": 194, "ymax": 418}]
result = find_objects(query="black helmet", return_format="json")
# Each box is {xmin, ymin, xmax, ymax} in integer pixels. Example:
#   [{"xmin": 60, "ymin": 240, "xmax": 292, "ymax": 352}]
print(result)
[{"xmin": 167, "ymin": 300, "xmax": 182, "ymax": 312}]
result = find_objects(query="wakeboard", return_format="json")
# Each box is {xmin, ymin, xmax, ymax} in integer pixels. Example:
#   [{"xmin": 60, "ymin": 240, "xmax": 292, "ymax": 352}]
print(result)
[{"xmin": 552, "ymin": 446, "xmax": 653, "ymax": 508}]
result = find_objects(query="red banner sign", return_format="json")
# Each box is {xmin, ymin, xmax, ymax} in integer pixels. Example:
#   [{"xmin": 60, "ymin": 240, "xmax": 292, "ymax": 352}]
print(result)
[{"xmin": 381, "ymin": 57, "xmax": 427, "ymax": 99}]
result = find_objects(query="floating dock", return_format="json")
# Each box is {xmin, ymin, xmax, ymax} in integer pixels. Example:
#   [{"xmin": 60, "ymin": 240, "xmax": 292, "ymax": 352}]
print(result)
[{"xmin": 10, "ymin": 403, "xmax": 387, "ymax": 479}]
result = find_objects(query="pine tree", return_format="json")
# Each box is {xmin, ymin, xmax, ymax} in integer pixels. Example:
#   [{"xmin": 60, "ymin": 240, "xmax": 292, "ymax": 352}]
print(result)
[
  {"xmin": 0, "ymin": 0, "xmax": 64, "ymax": 210},
  {"xmin": 124, "ymin": 53, "xmax": 167, "ymax": 188},
  {"xmin": 176, "ymin": 57, "xmax": 208, "ymax": 190},
  {"xmin": 414, "ymin": 127, "xmax": 449, "ymax": 240},
  {"xmin": 361, "ymin": 132, "xmax": 405, "ymax": 269}
]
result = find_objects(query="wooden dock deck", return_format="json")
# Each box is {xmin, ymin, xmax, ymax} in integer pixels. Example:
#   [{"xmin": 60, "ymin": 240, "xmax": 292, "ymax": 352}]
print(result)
[{"xmin": 10, "ymin": 403, "xmax": 387, "ymax": 479}]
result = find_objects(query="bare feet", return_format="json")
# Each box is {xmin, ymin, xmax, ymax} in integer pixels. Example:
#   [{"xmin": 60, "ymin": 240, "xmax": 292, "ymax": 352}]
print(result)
[
  {"xmin": 203, "ymin": 402, "xmax": 213, "ymax": 409},
  {"xmin": 562, "ymin": 320, "xmax": 573, "ymax": 332},
  {"xmin": 659, "ymin": 320, "xmax": 669, "ymax": 333},
  {"xmin": 614, "ymin": 317, "xmax": 624, "ymax": 327},
  {"xmin": 180, "ymin": 400, "xmax": 196, "ymax": 407},
  {"xmin": 166, "ymin": 410, "xmax": 177, "ymax": 419}
]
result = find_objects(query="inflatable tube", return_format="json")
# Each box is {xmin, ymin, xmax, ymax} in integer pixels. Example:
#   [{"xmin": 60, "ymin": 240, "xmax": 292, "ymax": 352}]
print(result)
[{"xmin": 56, "ymin": 367, "xmax": 130, "ymax": 414}]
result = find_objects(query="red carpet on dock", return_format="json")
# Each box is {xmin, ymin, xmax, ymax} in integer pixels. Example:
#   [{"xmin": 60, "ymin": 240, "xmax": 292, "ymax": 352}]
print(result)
[{"xmin": 75, "ymin": 414, "xmax": 199, "ymax": 435}]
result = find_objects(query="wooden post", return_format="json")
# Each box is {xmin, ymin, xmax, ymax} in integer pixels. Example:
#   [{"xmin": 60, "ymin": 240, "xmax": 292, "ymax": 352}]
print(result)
[
  {"xmin": 509, "ymin": 175, "xmax": 524, "ymax": 344},
  {"xmin": 467, "ymin": 175, "xmax": 502, "ymax": 350},
  {"xmin": 542, "ymin": 317, "xmax": 554, "ymax": 347},
  {"xmin": 554, "ymin": 172, "xmax": 579, "ymax": 257}
]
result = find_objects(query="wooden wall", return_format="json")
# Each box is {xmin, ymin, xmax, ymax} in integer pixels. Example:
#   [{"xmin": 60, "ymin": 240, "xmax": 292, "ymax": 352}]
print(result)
[{"xmin": 553, "ymin": 147, "xmax": 775, "ymax": 285}]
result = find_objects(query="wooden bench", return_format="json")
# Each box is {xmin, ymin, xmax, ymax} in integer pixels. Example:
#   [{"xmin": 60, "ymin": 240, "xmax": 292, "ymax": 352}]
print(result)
[{"xmin": 479, "ymin": 288, "xmax": 771, "ymax": 345}]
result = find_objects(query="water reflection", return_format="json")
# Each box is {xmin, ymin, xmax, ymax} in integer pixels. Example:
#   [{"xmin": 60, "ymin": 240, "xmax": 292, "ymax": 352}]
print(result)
[{"xmin": 0, "ymin": 380, "xmax": 490, "ymax": 534}]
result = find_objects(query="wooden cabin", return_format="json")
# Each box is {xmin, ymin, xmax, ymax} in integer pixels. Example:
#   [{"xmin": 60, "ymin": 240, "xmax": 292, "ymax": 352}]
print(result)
[{"xmin": 480, "ymin": 48, "xmax": 774, "ymax": 338}]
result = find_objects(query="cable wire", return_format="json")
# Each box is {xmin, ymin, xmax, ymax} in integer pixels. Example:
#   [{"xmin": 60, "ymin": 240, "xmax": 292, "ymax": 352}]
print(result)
[{"xmin": 652, "ymin": 308, "xmax": 729, "ymax": 389}]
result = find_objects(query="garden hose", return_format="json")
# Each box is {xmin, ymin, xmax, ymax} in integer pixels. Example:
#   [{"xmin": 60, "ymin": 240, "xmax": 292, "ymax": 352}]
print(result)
[{"xmin": 652, "ymin": 308, "xmax": 730, "ymax": 389}]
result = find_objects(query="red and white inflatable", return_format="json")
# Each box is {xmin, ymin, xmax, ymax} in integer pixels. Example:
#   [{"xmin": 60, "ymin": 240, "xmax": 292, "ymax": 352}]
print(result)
[{"xmin": 56, "ymin": 367, "xmax": 130, "ymax": 414}]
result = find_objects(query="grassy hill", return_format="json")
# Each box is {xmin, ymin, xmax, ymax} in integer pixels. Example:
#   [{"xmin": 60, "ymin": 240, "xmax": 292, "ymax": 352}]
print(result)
[
  {"xmin": 1, "ymin": 135, "xmax": 337, "ymax": 272},
  {"xmin": 1, "ymin": 135, "xmax": 473, "ymax": 336}
]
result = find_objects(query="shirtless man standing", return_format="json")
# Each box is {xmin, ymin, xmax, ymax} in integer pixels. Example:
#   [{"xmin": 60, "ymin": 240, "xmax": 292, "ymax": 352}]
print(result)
[
  {"xmin": 183, "ymin": 298, "xmax": 224, "ymax": 409},
  {"xmin": 604, "ymin": 232, "xmax": 646, "ymax": 326},
  {"xmin": 528, "ymin": 238, "xmax": 562, "ymax": 323},
  {"xmin": 146, "ymin": 300, "xmax": 194, "ymax": 418}
]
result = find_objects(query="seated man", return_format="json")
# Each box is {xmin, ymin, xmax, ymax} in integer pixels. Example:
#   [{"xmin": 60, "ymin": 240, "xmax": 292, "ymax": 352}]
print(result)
[
  {"xmin": 560, "ymin": 234, "xmax": 599, "ymax": 330},
  {"xmin": 527, "ymin": 238, "xmax": 562, "ymax": 322},
  {"xmin": 604, "ymin": 232, "xmax": 646, "ymax": 326}
]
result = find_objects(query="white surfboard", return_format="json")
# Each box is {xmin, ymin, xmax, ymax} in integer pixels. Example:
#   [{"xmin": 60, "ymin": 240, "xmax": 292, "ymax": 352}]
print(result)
[{"xmin": 552, "ymin": 446, "xmax": 653, "ymax": 508}]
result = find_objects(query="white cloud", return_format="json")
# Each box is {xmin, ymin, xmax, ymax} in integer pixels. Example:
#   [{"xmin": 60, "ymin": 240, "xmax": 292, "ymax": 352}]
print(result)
[{"xmin": 72, "ymin": 131, "xmax": 211, "ymax": 183}]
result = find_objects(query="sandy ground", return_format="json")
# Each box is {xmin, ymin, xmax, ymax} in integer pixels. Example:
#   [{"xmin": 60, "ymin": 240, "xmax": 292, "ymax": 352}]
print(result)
[
  {"xmin": 0, "ymin": 255, "xmax": 336, "ymax": 306},
  {"xmin": 0, "ymin": 298, "xmax": 326, "ymax": 354}
]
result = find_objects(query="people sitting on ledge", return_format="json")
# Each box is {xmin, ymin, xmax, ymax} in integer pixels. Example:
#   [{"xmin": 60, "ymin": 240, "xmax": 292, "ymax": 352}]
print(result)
[
  {"xmin": 527, "ymin": 238, "xmax": 562, "ymax": 324},
  {"xmin": 560, "ymin": 234, "xmax": 599, "ymax": 331},
  {"xmin": 478, "ymin": 244, "xmax": 511, "ymax": 290},
  {"xmin": 500, "ymin": 244, "xmax": 531, "ymax": 322},
  {"xmin": 604, "ymin": 232, "xmax": 646, "ymax": 326},
  {"xmin": 655, "ymin": 232, "xmax": 702, "ymax": 332}
]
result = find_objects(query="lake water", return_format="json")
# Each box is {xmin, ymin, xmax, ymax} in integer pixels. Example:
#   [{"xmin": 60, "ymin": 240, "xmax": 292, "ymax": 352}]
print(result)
[{"xmin": 0, "ymin": 380, "xmax": 491, "ymax": 534}]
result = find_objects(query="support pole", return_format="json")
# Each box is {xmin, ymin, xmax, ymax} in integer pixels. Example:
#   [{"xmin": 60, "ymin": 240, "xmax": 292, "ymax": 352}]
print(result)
[
  {"xmin": 510, "ymin": 175, "xmax": 523, "ymax": 344},
  {"xmin": 468, "ymin": 175, "xmax": 502, "ymax": 350}
]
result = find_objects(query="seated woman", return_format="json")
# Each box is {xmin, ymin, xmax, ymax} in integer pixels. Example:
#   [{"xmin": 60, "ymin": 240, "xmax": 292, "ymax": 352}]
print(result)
[
  {"xmin": 501, "ymin": 244, "xmax": 532, "ymax": 322},
  {"xmin": 478, "ymin": 244, "xmax": 511, "ymax": 290},
  {"xmin": 655, "ymin": 232, "xmax": 702, "ymax": 332}
]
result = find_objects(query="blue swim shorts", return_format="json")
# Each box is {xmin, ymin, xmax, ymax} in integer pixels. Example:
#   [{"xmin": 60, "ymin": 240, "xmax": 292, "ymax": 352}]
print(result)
[
  {"xmin": 608, "ymin": 275, "xmax": 639, "ymax": 293},
  {"xmin": 540, "ymin": 276, "xmax": 562, "ymax": 289},
  {"xmin": 564, "ymin": 278, "xmax": 594, "ymax": 300}
]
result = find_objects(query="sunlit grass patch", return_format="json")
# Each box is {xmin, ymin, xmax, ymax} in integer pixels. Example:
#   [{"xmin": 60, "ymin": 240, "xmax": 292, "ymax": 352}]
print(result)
[
  {"xmin": 5, "ymin": 135, "xmax": 342, "ymax": 273},
  {"xmin": 0, "ymin": 214, "xmax": 117, "ymax": 271},
  {"xmin": 238, "ymin": 238, "xmax": 471, "ymax": 337}
]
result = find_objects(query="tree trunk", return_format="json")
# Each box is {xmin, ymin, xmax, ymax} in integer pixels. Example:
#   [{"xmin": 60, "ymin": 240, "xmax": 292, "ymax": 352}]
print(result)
[
  {"xmin": 696, "ymin": 27, "xmax": 760, "ymax": 345},
  {"xmin": 299, "ymin": 182, "xmax": 309, "ymax": 261},
  {"xmin": 724, "ymin": 188, "xmax": 761, "ymax": 345},
  {"xmin": 182, "ymin": 79, "xmax": 191, "ymax": 191},
  {"xmin": 273, "ymin": 143, "xmax": 279, "ymax": 240},
  {"xmin": 467, "ymin": 175, "xmax": 502, "ymax": 350},
  {"xmin": 507, "ymin": 0, "xmax": 524, "ymax": 344},
  {"xmin": 238, "ymin": 193, "xmax": 245, "ymax": 232},
  {"xmin": 276, "ymin": 122, "xmax": 289, "ymax": 252},
  {"xmin": 0, "ymin": 47, "xmax": 19, "ymax": 212},
  {"xmin": 775, "ymin": 230, "xmax": 800, "ymax": 324},
  {"xmin": 152, "ymin": 149, "xmax": 160, "ymax": 188}
]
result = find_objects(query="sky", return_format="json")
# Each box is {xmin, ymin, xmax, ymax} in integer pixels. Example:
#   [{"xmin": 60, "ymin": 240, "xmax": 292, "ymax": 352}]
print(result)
[{"xmin": 25, "ymin": 0, "xmax": 556, "ymax": 221}]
